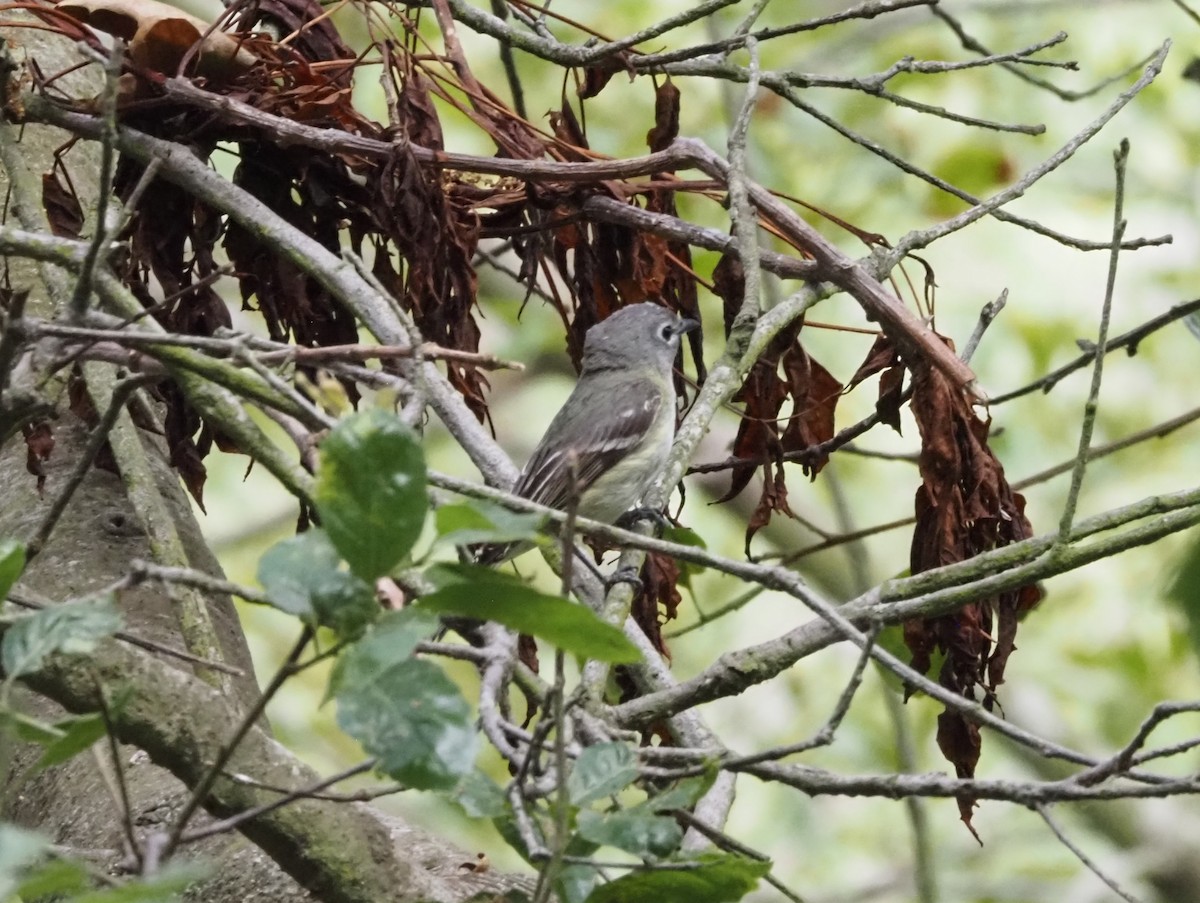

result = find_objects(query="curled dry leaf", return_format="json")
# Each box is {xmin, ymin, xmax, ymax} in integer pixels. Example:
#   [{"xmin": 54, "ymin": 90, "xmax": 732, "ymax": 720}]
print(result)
[
  {"xmin": 22, "ymin": 421, "xmax": 54, "ymax": 495},
  {"xmin": 58, "ymin": 0, "xmax": 258, "ymax": 79},
  {"xmin": 904, "ymin": 358, "xmax": 1041, "ymax": 835},
  {"xmin": 711, "ymin": 254, "xmax": 842, "ymax": 553},
  {"xmin": 631, "ymin": 551, "xmax": 683, "ymax": 658}
]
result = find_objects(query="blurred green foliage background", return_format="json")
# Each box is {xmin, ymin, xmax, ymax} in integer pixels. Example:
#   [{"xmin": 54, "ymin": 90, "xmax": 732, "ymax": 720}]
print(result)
[{"xmin": 180, "ymin": 1, "xmax": 1200, "ymax": 900}]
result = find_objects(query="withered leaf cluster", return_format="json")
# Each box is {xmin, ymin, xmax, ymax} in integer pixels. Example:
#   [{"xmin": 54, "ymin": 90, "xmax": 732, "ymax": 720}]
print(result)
[
  {"xmin": 13, "ymin": 0, "xmax": 1039, "ymax": 794},
  {"xmin": 905, "ymin": 359, "xmax": 1041, "ymax": 835}
]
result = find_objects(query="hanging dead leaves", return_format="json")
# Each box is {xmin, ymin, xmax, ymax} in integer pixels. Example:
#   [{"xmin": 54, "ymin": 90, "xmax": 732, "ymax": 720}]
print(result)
[
  {"xmin": 905, "ymin": 356, "xmax": 1042, "ymax": 838},
  {"xmin": 11, "ymin": 0, "xmax": 1041, "ymax": 808}
]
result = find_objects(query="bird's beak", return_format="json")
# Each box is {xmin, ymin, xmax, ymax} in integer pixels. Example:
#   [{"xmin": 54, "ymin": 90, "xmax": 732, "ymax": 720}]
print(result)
[{"xmin": 673, "ymin": 316, "xmax": 700, "ymax": 337}]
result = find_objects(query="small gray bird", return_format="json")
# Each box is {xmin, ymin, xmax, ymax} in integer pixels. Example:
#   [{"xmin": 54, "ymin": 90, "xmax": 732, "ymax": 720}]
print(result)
[{"xmin": 476, "ymin": 302, "xmax": 698, "ymax": 564}]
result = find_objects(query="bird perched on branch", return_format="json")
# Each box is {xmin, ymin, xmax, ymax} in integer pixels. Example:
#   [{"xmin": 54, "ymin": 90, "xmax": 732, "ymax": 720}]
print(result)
[{"xmin": 475, "ymin": 302, "xmax": 698, "ymax": 565}]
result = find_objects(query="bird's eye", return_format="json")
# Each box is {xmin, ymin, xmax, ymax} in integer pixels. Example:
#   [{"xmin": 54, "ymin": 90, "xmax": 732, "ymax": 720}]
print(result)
[{"xmin": 659, "ymin": 323, "xmax": 674, "ymax": 341}]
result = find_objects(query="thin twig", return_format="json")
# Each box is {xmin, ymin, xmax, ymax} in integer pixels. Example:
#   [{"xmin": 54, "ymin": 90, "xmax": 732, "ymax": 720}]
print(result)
[
  {"xmin": 989, "ymin": 298, "xmax": 1200, "ymax": 405},
  {"xmin": 532, "ymin": 454, "xmax": 581, "ymax": 903},
  {"xmin": 1014, "ymin": 405, "xmax": 1200, "ymax": 491},
  {"xmin": 1173, "ymin": 0, "xmax": 1200, "ymax": 26},
  {"xmin": 724, "ymin": 624, "xmax": 880, "ymax": 768},
  {"xmin": 5, "ymin": 591, "xmax": 245, "ymax": 676},
  {"xmin": 177, "ymin": 759, "xmax": 379, "ymax": 844},
  {"xmin": 1071, "ymin": 701, "xmax": 1200, "ymax": 786},
  {"xmin": 1036, "ymin": 804, "xmax": 1146, "ymax": 903},
  {"xmin": 161, "ymin": 627, "xmax": 314, "ymax": 857},
  {"xmin": 933, "ymin": 6, "xmax": 1157, "ymax": 103},
  {"xmin": 67, "ymin": 39, "xmax": 123, "ymax": 320},
  {"xmin": 1057, "ymin": 139, "xmax": 1128, "ymax": 540},
  {"xmin": 888, "ymin": 47, "xmax": 1167, "ymax": 260},
  {"xmin": 127, "ymin": 560, "xmax": 270, "ymax": 605},
  {"xmin": 671, "ymin": 810, "xmax": 806, "ymax": 903},
  {"xmin": 95, "ymin": 678, "xmax": 141, "ymax": 870},
  {"xmin": 961, "ymin": 289, "xmax": 1008, "ymax": 364}
]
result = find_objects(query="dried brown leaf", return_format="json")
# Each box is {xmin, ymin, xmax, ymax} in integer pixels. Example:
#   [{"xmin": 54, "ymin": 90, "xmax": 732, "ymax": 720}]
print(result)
[
  {"xmin": 42, "ymin": 171, "xmax": 83, "ymax": 238},
  {"xmin": 22, "ymin": 421, "xmax": 54, "ymax": 495},
  {"xmin": 59, "ymin": 0, "xmax": 258, "ymax": 78},
  {"xmin": 903, "ymin": 358, "xmax": 1039, "ymax": 834}
]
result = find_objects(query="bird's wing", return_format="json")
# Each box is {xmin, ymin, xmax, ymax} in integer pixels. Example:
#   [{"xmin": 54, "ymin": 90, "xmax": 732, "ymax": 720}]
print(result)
[{"xmin": 512, "ymin": 378, "xmax": 663, "ymax": 511}]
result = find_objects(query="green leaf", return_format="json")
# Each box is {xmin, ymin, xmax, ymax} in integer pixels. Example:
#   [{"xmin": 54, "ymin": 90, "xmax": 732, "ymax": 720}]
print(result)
[
  {"xmin": 258, "ymin": 530, "xmax": 377, "ymax": 637},
  {"xmin": 69, "ymin": 864, "xmax": 207, "ymax": 902},
  {"xmin": 434, "ymin": 499, "xmax": 544, "ymax": 549},
  {"xmin": 315, "ymin": 410, "xmax": 428, "ymax": 581},
  {"xmin": 0, "ymin": 824, "xmax": 47, "ymax": 898},
  {"xmin": 327, "ymin": 607, "xmax": 440, "ymax": 698},
  {"xmin": 334, "ymin": 645, "xmax": 476, "ymax": 790},
  {"xmin": 584, "ymin": 854, "xmax": 770, "ymax": 903},
  {"xmin": 452, "ymin": 769, "xmax": 508, "ymax": 819},
  {"xmin": 642, "ymin": 773, "xmax": 717, "ymax": 814},
  {"xmin": 1, "ymin": 596, "xmax": 121, "ymax": 680},
  {"xmin": 35, "ymin": 712, "xmax": 108, "ymax": 771},
  {"xmin": 421, "ymin": 565, "xmax": 640, "ymax": 664},
  {"xmin": 576, "ymin": 808, "xmax": 682, "ymax": 858},
  {"xmin": 557, "ymin": 862, "xmax": 602, "ymax": 903},
  {"xmin": 14, "ymin": 856, "xmax": 89, "ymax": 899},
  {"xmin": 568, "ymin": 742, "xmax": 638, "ymax": 805},
  {"xmin": 0, "ymin": 539, "xmax": 25, "ymax": 600},
  {"xmin": 0, "ymin": 707, "xmax": 64, "ymax": 744},
  {"xmin": 661, "ymin": 527, "xmax": 705, "ymax": 589}
]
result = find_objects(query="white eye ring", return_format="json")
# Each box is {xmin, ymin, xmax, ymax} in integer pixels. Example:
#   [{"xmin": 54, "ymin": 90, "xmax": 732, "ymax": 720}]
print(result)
[{"xmin": 659, "ymin": 323, "xmax": 675, "ymax": 341}]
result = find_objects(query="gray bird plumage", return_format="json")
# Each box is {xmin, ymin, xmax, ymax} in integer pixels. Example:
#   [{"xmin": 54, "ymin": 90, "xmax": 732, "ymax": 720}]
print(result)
[{"xmin": 476, "ymin": 303, "xmax": 697, "ymax": 564}]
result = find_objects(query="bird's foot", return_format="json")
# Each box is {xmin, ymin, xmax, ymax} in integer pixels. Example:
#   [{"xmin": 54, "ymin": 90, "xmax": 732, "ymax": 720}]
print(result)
[
  {"xmin": 615, "ymin": 507, "xmax": 670, "ymax": 536},
  {"xmin": 604, "ymin": 565, "xmax": 643, "ymax": 595}
]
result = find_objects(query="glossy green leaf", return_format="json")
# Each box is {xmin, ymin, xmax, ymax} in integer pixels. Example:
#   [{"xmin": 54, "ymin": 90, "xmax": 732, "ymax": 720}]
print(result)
[
  {"xmin": 568, "ymin": 742, "xmax": 638, "ymax": 805},
  {"xmin": 0, "ymin": 539, "xmax": 25, "ymax": 601},
  {"xmin": 434, "ymin": 499, "xmax": 544, "ymax": 549},
  {"xmin": 584, "ymin": 854, "xmax": 770, "ymax": 903},
  {"xmin": 315, "ymin": 410, "xmax": 428, "ymax": 581},
  {"xmin": 577, "ymin": 808, "xmax": 682, "ymax": 857},
  {"xmin": 1, "ymin": 596, "xmax": 121, "ymax": 681},
  {"xmin": 334, "ymin": 633, "xmax": 476, "ymax": 789},
  {"xmin": 421, "ymin": 565, "xmax": 640, "ymax": 664},
  {"xmin": 258, "ymin": 530, "xmax": 377, "ymax": 637}
]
